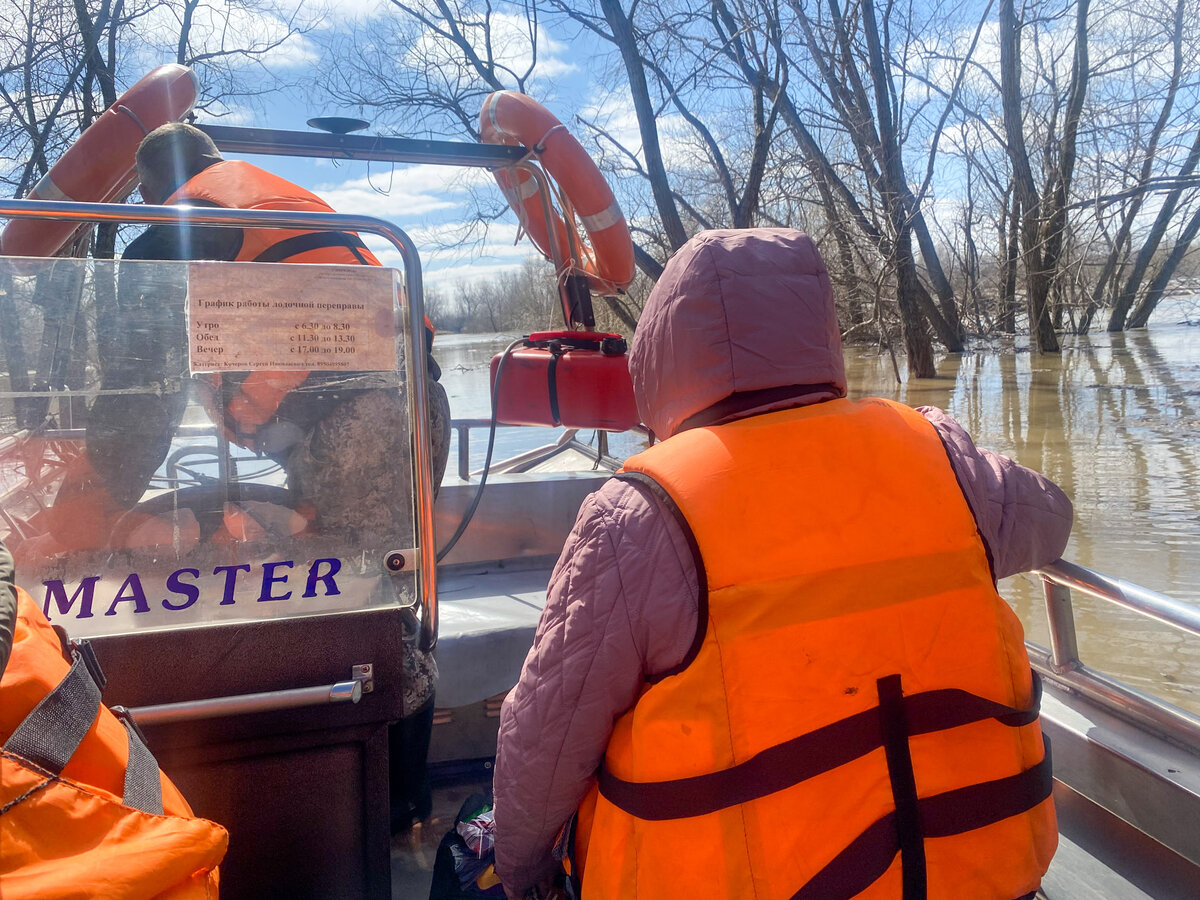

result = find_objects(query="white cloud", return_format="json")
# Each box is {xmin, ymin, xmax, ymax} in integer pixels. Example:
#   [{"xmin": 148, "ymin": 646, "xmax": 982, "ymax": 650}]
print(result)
[
  {"xmin": 360, "ymin": 220, "xmax": 540, "ymax": 286},
  {"xmin": 193, "ymin": 102, "xmax": 256, "ymax": 126},
  {"xmin": 132, "ymin": 1, "xmax": 319, "ymax": 73},
  {"xmin": 314, "ymin": 165, "xmax": 494, "ymax": 218},
  {"xmin": 408, "ymin": 11, "xmax": 576, "ymax": 83},
  {"xmin": 578, "ymin": 90, "xmax": 696, "ymax": 173},
  {"xmin": 315, "ymin": 0, "xmax": 391, "ymax": 23},
  {"xmin": 423, "ymin": 260, "xmax": 528, "ymax": 289}
]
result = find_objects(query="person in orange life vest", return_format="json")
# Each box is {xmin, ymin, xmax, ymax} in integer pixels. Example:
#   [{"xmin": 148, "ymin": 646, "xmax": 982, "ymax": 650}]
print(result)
[
  {"xmin": 33, "ymin": 123, "xmax": 449, "ymax": 829},
  {"xmin": 0, "ymin": 535, "xmax": 228, "ymax": 898},
  {"xmin": 33, "ymin": 123, "xmax": 450, "ymax": 557},
  {"xmin": 493, "ymin": 229, "xmax": 1073, "ymax": 900}
]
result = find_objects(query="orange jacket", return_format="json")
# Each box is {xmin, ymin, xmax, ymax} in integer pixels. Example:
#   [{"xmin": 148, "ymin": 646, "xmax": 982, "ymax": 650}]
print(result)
[
  {"xmin": 576, "ymin": 398, "xmax": 1056, "ymax": 899},
  {"xmin": 169, "ymin": 160, "xmax": 385, "ymax": 441},
  {"xmin": 1, "ymin": 585, "xmax": 227, "ymax": 898}
]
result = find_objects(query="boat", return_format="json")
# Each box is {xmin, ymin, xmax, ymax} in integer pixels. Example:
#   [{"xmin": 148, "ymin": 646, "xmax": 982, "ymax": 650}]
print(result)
[{"xmin": 1, "ymin": 110, "xmax": 1198, "ymax": 900}]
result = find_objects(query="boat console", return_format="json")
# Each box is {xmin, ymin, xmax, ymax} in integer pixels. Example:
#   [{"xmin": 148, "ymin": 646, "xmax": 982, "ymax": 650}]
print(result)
[{"xmin": 0, "ymin": 224, "xmax": 436, "ymax": 898}]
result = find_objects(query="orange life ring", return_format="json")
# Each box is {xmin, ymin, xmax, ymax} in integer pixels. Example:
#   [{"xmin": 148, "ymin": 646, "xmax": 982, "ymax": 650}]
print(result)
[
  {"xmin": 0, "ymin": 64, "xmax": 199, "ymax": 259},
  {"xmin": 479, "ymin": 91, "xmax": 635, "ymax": 293}
]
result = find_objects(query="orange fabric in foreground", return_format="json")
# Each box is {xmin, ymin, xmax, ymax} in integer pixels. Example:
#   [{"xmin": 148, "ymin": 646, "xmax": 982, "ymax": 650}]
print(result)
[
  {"xmin": 1, "ymin": 587, "xmax": 227, "ymax": 898},
  {"xmin": 577, "ymin": 398, "xmax": 1055, "ymax": 899}
]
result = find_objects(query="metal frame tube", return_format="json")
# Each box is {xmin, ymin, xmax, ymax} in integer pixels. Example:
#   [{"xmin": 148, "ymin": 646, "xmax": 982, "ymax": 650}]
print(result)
[
  {"xmin": 0, "ymin": 199, "xmax": 439, "ymax": 651},
  {"xmin": 129, "ymin": 679, "xmax": 363, "ymax": 726},
  {"xmin": 1027, "ymin": 643, "xmax": 1200, "ymax": 752},
  {"xmin": 1042, "ymin": 577, "xmax": 1081, "ymax": 672},
  {"xmin": 1039, "ymin": 559, "xmax": 1200, "ymax": 639},
  {"xmin": 1031, "ymin": 558, "xmax": 1200, "ymax": 750}
]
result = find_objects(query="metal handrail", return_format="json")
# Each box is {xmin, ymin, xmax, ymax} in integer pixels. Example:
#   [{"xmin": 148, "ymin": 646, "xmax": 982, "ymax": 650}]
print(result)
[
  {"xmin": 1040, "ymin": 559, "xmax": 1200, "ymax": 639},
  {"xmin": 0, "ymin": 199, "xmax": 440, "ymax": 651},
  {"xmin": 1031, "ymin": 559, "xmax": 1200, "ymax": 751},
  {"xmin": 128, "ymin": 664, "xmax": 373, "ymax": 726}
]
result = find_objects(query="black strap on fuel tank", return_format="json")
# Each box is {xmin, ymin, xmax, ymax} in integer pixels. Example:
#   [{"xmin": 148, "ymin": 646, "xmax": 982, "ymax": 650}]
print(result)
[
  {"xmin": 877, "ymin": 675, "xmax": 926, "ymax": 899},
  {"xmin": 598, "ymin": 673, "xmax": 1043, "ymax": 820},
  {"xmin": 252, "ymin": 231, "xmax": 371, "ymax": 264},
  {"xmin": 547, "ymin": 344, "xmax": 563, "ymax": 426},
  {"xmin": 790, "ymin": 749, "xmax": 1052, "ymax": 900}
]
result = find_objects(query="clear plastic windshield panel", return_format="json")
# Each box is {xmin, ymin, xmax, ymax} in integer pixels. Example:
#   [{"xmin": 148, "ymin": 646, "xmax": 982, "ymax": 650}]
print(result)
[{"xmin": 0, "ymin": 255, "xmax": 420, "ymax": 638}]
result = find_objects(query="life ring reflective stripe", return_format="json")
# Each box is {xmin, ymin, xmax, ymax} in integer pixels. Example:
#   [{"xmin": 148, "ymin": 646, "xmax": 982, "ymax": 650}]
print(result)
[
  {"xmin": 0, "ymin": 65, "xmax": 199, "ymax": 258},
  {"xmin": 479, "ymin": 91, "xmax": 635, "ymax": 293}
]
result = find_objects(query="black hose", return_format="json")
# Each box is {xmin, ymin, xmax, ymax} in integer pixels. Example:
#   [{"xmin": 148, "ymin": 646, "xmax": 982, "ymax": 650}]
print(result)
[{"xmin": 435, "ymin": 337, "xmax": 525, "ymax": 562}]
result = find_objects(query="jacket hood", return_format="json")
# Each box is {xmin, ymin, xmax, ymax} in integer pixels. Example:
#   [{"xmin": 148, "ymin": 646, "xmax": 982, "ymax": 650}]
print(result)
[{"xmin": 629, "ymin": 228, "xmax": 846, "ymax": 439}]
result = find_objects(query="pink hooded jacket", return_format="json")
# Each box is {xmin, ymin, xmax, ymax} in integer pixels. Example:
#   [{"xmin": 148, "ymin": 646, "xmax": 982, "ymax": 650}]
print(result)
[{"xmin": 493, "ymin": 229, "xmax": 1073, "ymax": 897}]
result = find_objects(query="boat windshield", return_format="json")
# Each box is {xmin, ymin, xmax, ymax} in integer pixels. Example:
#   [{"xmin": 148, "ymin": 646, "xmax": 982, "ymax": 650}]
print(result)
[{"xmin": 0, "ymin": 254, "xmax": 423, "ymax": 639}]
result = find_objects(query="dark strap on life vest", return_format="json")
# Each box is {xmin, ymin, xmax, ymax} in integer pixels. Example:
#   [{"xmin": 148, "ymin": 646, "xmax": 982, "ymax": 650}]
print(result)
[
  {"xmin": 2, "ymin": 641, "xmax": 164, "ymax": 815},
  {"xmin": 115, "ymin": 709, "xmax": 163, "ymax": 814},
  {"xmin": 878, "ymin": 674, "xmax": 926, "ymax": 900},
  {"xmin": 251, "ymin": 230, "xmax": 372, "ymax": 264},
  {"xmin": 598, "ymin": 673, "xmax": 1042, "ymax": 820},
  {"xmin": 4, "ymin": 648, "xmax": 102, "ymax": 774},
  {"xmin": 791, "ymin": 744, "xmax": 1053, "ymax": 900}
]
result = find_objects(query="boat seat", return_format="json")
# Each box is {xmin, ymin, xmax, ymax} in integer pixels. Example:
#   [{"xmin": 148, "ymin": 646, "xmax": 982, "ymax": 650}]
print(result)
[{"xmin": 432, "ymin": 559, "xmax": 554, "ymax": 709}]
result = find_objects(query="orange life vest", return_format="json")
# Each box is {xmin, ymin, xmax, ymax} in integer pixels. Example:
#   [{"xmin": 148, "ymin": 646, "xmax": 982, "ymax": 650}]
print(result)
[
  {"xmin": 1, "ymin": 585, "xmax": 227, "ymax": 898},
  {"xmin": 167, "ymin": 160, "xmax": 392, "ymax": 442},
  {"xmin": 576, "ymin": 398, "xmax": 1056, "ymax": 899}
]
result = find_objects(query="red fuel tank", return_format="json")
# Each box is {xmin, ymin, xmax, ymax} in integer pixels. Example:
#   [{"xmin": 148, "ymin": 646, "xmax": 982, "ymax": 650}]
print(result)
[{"xmin": 490, "ymin": 332, "xmax": 641, "ymax": 432}]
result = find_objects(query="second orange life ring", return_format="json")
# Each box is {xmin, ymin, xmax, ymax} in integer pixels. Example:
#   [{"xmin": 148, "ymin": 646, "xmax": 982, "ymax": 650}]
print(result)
[
  {"xmin": 479, "ymin": 91, "xmax": 635, "ymax": 293},
  {"xmin": 0, "ymin": 64, "xmax": 199, "ymax": 259}
]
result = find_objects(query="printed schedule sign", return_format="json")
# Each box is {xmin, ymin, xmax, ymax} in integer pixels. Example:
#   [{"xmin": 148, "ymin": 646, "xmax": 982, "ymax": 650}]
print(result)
[{"xmin": 187, "ymin": 261, "xmax": 400, "ymax": 373}]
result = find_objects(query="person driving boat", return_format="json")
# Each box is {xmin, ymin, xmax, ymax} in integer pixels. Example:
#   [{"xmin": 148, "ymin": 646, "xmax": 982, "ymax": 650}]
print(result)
[
  {"xmin": 22, "ymin": 122, "xmax": 452, "ymax": 837},
  {"xmin": 493, "ymin": 228, "xmax": 1074, "ymax": 899}
]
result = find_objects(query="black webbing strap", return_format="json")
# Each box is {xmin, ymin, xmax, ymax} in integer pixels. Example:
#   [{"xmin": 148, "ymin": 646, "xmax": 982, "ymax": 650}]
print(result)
[
  {"xmin": 547, "ymin": 345, "xmax": 563, "ymax": 426},
  {"xmin": 877, "ymin": 675, "xmax": 926, "ymax": 899},
  {"xmin": 113, "ymin": 708, "xmax": 164, "ymax": 815},
  {"xmin": 598, "ymin": 674, "xmax": 1043, "ymax": 820},
  {"xmin": 3, "ymin": 642, "xmax": 165, "ymax": 815},
  {"xmin": 3, "ymin": 650, "xmax": 102, "ymax": 774},
  {"xmin": 790, "ymin": 750, "xmax": 1053, "ymax": 900},
  {"xmin": 251, "ymin": 231, "xmax": 372, "ymax": 264}
]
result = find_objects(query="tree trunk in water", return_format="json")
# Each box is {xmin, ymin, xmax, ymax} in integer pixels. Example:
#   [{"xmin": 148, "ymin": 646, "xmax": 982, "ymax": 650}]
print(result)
[
  {"xmin": 999, "ymin": 0, "xmax": 1061, "ymax": 352},
  {"xmin": 910, "ymin": 206, "xmax": 965, "ymax": 348},
  {"xmin": 1108, "ymin": 127, "xmax": 1200, "ymax": 331},
  {"xmin": 1127, "ymin": 204, "xmax": 1200, "ymax": 328},
  {"xmin": 895, "ymin": 227, "xmax": 936, "ymax": 378},
  {"xmin": 998, "ymin": 189, "xmax": 1019, "ymax": 334}
]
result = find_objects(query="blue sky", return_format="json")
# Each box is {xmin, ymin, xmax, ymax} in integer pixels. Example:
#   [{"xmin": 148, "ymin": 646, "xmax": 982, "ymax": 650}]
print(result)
[{"xmin": 170, "ymin": 0, "xmax": 609, "ymax": 292}]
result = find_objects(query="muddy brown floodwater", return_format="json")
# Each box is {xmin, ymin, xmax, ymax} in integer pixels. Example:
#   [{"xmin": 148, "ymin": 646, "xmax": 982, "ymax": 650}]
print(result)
[{"xmin": 438, "ymin": 297, "xmax": 1200, "ymax": 713}]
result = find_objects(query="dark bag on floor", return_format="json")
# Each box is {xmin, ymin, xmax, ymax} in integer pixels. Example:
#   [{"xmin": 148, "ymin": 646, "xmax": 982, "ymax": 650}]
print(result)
[{"xmin": 429, "ymin": 791, "xmax": 506, "ymax": 900}]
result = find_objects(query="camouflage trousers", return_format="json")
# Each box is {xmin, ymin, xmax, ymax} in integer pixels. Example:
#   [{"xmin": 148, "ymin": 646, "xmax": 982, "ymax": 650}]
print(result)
[{"xmin": 286, "ymin": 382, "xmax": 451, "ymax": 715}]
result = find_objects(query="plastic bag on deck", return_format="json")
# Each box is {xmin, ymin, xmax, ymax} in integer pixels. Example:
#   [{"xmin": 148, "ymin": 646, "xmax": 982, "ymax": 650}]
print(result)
[{"xmin": 428, "ymin": 791, "xmax": 506, "ymax": 899}]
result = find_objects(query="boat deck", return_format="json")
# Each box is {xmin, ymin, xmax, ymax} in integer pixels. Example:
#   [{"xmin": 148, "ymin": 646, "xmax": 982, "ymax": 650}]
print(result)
[
  {"xmin": 393, "ymin": 567, "xmax": 1200, "ymax": 900},
  {"xmin": 390, "ymin": 779, "xmax": 1198, "ymax": 899}
]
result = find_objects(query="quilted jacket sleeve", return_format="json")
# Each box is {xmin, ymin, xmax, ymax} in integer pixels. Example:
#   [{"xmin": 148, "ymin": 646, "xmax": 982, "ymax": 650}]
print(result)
[
  {"xmin": 493, "ymin": 477, "xmax": 699, "ymax": 898},
  {"xmin": 920, "ymin": 406, "xmax": 1074, "ymax": 578}
]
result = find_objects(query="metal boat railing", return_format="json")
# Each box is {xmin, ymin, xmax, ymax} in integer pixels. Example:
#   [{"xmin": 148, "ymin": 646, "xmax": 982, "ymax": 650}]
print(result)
[{"xmin": 1030, "ymin": 559, "xmax": 1200, "ymax": 751}]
